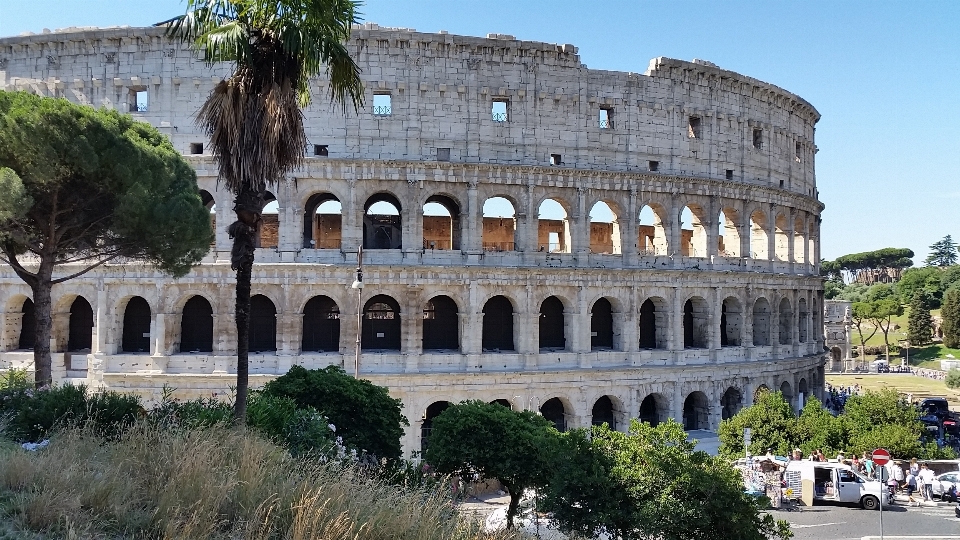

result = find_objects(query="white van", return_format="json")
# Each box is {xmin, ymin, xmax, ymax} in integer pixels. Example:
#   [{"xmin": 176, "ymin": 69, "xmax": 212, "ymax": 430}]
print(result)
[{"xmin": 784, "ymin": 461, "xmax": 889, "ymax": 510}]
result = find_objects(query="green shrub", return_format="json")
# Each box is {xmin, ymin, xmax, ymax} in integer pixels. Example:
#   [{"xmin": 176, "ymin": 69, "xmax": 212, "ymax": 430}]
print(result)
[
  {"xmin": 246, "ymin": 392, "xmax": 335, "ymax": 456},
  {"xmin": 947, "ymin": 369, "xmax": 960, "ymax": 389},
  {"xmin": 86, "ymin": 391, "xmax": 144, "ymax": 440},
  {"xmin": 148, "ymin": 394, "xmax": 233, "ymax": 429},
  {"xmin": 5, "ymin": 384, "xmax": 87, "ymax": 442}
]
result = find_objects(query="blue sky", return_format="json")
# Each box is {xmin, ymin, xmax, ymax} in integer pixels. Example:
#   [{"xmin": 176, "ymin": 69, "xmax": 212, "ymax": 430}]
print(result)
[{"xmin": 2, "ymin": 0, "xmax": 958, "ymax": 263}]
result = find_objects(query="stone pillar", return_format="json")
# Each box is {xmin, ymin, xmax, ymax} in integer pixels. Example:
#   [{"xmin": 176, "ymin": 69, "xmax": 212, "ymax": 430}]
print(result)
[
  {"xmin": 671, "ymin": 286, "xmax": 682, "ymax": 352},
  {"xmin": 92, "ymin": 286, "xmax": 107, "ymax": 355},
  {"xmin": 787, "ymin": 209, "xmax": 796, "ymax": 271},
  {"xmin": 403, "ymin": 182, "xmax": 423, "ymax": 263},
  {"xmin": 520, "ymin": 184, "xmax": 536, "ymax": 264},
  {"xmin": 766, "ymin": 203, "xmax": 776, "ymax": 267},
  {"xmin": 215, "ymin": 196, "xmax": 233, "ymax": 256},
  {"xmin": 620, "ymin": 291, "xmax": 638, "ymax": 353},
  {"xmin": 770, "ymin": 292, "xmax": 780, "ymax": 359},
  {"xmin": 743, "ymin": 380, "xmax": 755, "ymax": 407},
  {"xmin": 671, "ymin": 383, "xmax": 684, "ymax": 425},
  {"xmin": 743, "ymin": 288, "xmax": 754, "ymax": 358},
  {"xmin": 668, "ymin": 199, "xmax": 681, "ymax": 260},
  {"xmin": 401, "ymin": 288, "xmax": 422, "ymax": 372},
  {"xmin": 623, "ymin": 188, "xmax": 639, "ymax": 266},
  {"xmin": 739, "ymin": 202, "xmax": 752, "ymax": 259},
  {"xmin": 710, "ymin": 286, "xmax": 723, "ymax": 355},
  {"xmin": 462, "ymin": 312, "xmax": 482, "ymax": 354},
  {"xmin": 341, "ymin": 179, "xmax": 361, "ymax": 256},
  {"xmin": 151, "ymin": 313, "xmax": 167, "ymax": 357},
  {"xmin": 573, "ymin": 187, "xmax": 589, "ymax": 266},
  {"xmin": 464, "ymin": 181, "xmax": 482, "ymax": 256},
  {"xmin": 278, "ymin": 177, "xmax": 298, "ymax": 261}
]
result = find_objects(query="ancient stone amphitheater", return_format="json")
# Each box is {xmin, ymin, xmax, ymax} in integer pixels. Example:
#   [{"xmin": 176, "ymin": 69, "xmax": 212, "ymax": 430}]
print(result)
[{"xmin": 0, "ymin": 24, "xmax": 824, "ymax": 456}]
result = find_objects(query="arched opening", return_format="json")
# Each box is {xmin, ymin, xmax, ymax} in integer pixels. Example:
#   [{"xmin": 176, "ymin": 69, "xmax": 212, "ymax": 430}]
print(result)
[
  {"xmin": 778, "ymin": 298, "xmax": 793, "ymax": 346},
  {"xmin": 303, "ymin": 193, "xmax": 342, "ymax": 249},
  {"xmin": 180, "ymin": 296, "xmax": 213, "ymax": 353},
  {"xmin": 491, "ymin": 399, "xmax": 513, "ymax": 409},
  {"xmin": 807, "ymin": 223, "xmax": 817, "ymax": 265},
  {"xmin": 721, "ymin": 387, "xmax": 743, "ymax": 420},
  {"xmin": 591, "ymin": 298, "xmax": 613, "ymax": 350},
  {"xmin": 423, "ymin": 295, "xmax": 459, "ymax": 351},
  {"xmin": 798, "ymin": 378, "xmax": 809, "ymax": 408},
  {"xmin": 121, "ymin": 296, "xmax": 151, "ymax": 353},
  {"xmin": 798, "ymin": 298, "xmax": 808, "ymax": 342},
  {"xmin": 638, "ymin": 204, "xmax": 668, "ymax": 255},
  {"xmin": 258, "ymin": 192, "xmax": 279, "ymax": 249},
  {"xmin": 538, "ymin": 198, "xmax": 570, "ymax": 253},
  {"xmin": 539, "ymin": 296, "xmax": 565, "ymax": 350},
  {"xmin": 482, "ymin": 196, "xmax": 517, "ymax": 251},
  {"xmin": 749, "ymin": 210, "xmax": 768, "ymax": 259},
  {"xmin": 200, "ymin": 190, "xmax": 216, "ymax": 247},
  {"xmin": 423, "ymin": 195, "xmax": 461, "ymax": 250},
  {"xmin": 639, "ymin": 297, "xmax": 667, "ymax": 349},
  {"xmin": 591, "ymin": 396, "xmax": 616, "ymax": 430},
  {"xmin": 753, "ymin": 384, "xmax": 770, "ymax": 404},
  {"xmin": 683, "ymin": 297, "xmax": 708, "ymax": 349},
  {"xmin": 774, "ymin": 213, "xmax": 789, "ymax": 262},
  {"xmin": 793, "ymin": 216, "xmax": 806, "ymax": 263},
  {"xmin": 249, "ymin": 295, "xmax": 277, "ymax": 353},
  {"xmin": 482, "ymin": 295, "xmax": 515, "ymax": 352},
  {"xmin": 67, "ymin": 296, "xmax": 93, "ymax": 352},
  {"xmin": 540, "ymin": 397, "xmax": 567, "ymax": 431},
  {"xmin": 721, "ymin": 297, "xmax": 742, "ymax": 346},
  {"xmin": 420, "ymin": 401, "xmax": 450, "ymax": 454},
  {"xmin": 718, "ymin": 208, "xmax": 741, "ymax": 257},
  {"xmin": 362, "ymin": 295, "xmax": 401, "ymax": 351},
  {"xmin": 683, "ymin": 391, "xmax": 710, "ymax": 430},
  {"xmin": 752, "ymin": 298, "xmax": 771, "ymax": 346},
  {"xmin": 302, "ymin": 296, "xmax": 340, "ymax": 352},
  {"xmin": 17, "ymin": 298, "xmax": 35, "ymax": 350},
  {"xmin": 780, "ymin": 381, "xmax": 794, "ymax": 410},
  {"xmin": 638, "ymin": 393, "xmax": 669, "ymax": 426},
  {"xmin": 679, "ymin": 205, "xmax": 707, "ymax": 257},
  {"xmin": 588, "ymin": 201, "xmax": 621, "ymax": 254},
  {"xmin": 831, "ymin": 347, "xmax": 842, "ymax": 363},
  {"xmin": 363, "ymin": 194, "xmax": 402, "ymax": 250}
]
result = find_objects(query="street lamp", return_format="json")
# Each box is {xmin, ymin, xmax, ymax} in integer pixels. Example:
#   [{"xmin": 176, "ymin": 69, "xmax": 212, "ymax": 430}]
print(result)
[{"xmin": 352, "ymin": 246, "xmax": 363, "ymax": 378}]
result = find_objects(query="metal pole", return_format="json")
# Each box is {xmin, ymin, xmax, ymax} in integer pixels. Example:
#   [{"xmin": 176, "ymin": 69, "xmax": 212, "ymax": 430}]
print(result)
[{"xmin": 355, "ymin": 245, "xmax": 362, "ymax": 378}]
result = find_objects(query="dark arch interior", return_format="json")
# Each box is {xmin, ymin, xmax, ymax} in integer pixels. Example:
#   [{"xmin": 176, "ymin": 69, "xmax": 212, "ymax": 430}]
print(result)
[
  {"xmin": 18, "ymin": 298, "xmax": 35, "ymax": 350},
  {"xmin": 302, "ymin": 295, "xmax": 340, "ymax": 352},
  {"xmin": 303, "ymin": 193, "xmax": 341, "ymax": 249},
  {"xmin": 591, "ymin": 396, "xmax": 616, "ymax": 429},
  {"xmin": 121, "ymin": 296, "xmax": 151, "ymax": 353},
  {"xmin": 199, "ymin": 189, "xmax": 214, "ymax": 209},
  {"xmin": 753, "ymin": 300, "xmax": 771, "ymax": 347},
  {"xmin": 481, "ymin": 295, "xmax": 514, "ymax": 352},
  {"xmin": 639, "ymin": 394, "xmax": 666, "ymax": 426},
  {"xmin": 539, "ymin": 296, "xmax": 565, "ymax": 350},
  {"xmin": 363, "ymin": 295, "xmax": 401, "ymax": 351},
  {"xmin": 779, "ymin": 298, "xmax": 792, "ymax": 345},
  {"xmin": 683, "ymin": 299, "xmax": 694, "ymax": 348},
  {"xmin": 683, "ymin": 391, "xmax": 710, "ymax": 430},
  {"xmin": 591, "ymin": 298, "xmax": 613, "ymax": 350},
  {"xmin": 491, "ymin": 399, "xmax": 512, "ymax": 409},
  {"xmin": 363, "ymin": 193, "xmax": 402, "ymax": 250},
  {"xmin": 68, "ymin": 296, "xmax": 94, "ymax": 352},
  {"xmin": 721, "ymin": 388, "xmax": 743, "ymax": 420},
  {"xmin": 181, "ymin": 296, "xmax": 214, "ymax": 353},
  {"xmin": 421, "ymin": 400, "xmax": 451, "ymax": 453},
  {"xmin": 423, "ymin": 194, "xmax": 461, "ymax": 250},
  {"xmin": 540, "ymin": 397, "xmax": 567, "ymax": 431},
  {"xmin": 249, "ymin": 295, "xmax": 277, "ymax": 352},
  {"xmin": 256, "ymin": 191, "xmax": 278, "ymax": 249},
  {"xmin": 639, "ymin": 299, "xmax": 658, "ymax": 349},
  {"xmin": 423, "ymin": 295, "xmax": 459, "ymax": 351}
]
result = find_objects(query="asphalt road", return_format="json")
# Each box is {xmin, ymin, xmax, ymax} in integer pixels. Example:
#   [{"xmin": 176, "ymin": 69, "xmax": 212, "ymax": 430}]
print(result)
[{"xmin": 772, "ymin": 501, "xmax": 960, "ymax": 540}]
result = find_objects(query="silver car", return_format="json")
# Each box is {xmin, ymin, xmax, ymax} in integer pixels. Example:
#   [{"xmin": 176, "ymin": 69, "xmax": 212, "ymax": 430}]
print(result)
[{"xmin": 932, "ymin": 472, "xmax": 960, "ymax": 501}]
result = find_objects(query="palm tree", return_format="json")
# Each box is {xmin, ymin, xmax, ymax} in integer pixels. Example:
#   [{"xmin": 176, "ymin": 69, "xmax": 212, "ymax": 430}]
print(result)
[{"xmin": 166, "ymin": 0, "xmax": 364, "ymax": 422}]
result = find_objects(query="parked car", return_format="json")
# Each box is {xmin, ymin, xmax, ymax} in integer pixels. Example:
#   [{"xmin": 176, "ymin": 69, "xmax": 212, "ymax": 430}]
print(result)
[
  {"xmin": 920, "ymin": 398, "xmax": 952, "ymax": 422},
  {"xmin": 932, "ymin": 472, "xmax": 960, "ymax": 501},
  {"xmin": 783, "ymin": 460, "xmax": 889, "ymax": 510}
]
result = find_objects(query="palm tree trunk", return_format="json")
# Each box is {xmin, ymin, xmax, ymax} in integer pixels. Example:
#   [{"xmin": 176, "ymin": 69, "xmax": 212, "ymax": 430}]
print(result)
[{"xmin": 228, "ymin": 188, "xmax": 262, "ymax": 424}]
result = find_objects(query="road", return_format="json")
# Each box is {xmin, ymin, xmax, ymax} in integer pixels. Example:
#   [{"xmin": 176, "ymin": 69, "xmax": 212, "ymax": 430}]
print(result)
[{"xmin": 772, "ymin": 501, "xmax": 960, "ymax": 540}]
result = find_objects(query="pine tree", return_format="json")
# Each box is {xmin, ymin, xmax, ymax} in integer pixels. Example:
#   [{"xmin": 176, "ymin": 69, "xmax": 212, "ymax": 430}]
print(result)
[
  {"xmin": 926, "ymin": 235, "xmax": 959, "ymax": 267},
  {"xmin": 943, "ymin": 286, "xmax": 960, "ymax": 349},
  {"xmin": 907, "ymin": 291, "xmax": 934, "ymax": 346}
]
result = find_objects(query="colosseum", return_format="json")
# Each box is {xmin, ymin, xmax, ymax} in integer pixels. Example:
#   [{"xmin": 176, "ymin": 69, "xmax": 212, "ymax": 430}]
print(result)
[{"xmin": 0, "ymin": 23, "xmax": 824, "ymax": 456}]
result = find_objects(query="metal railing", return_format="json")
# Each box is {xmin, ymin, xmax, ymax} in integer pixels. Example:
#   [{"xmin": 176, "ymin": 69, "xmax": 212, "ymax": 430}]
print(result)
[
  {"xmin": 492, "ymin": 112, "xmax": 508, "ymax": 122},
  {"xmin": 599, "ymin": 118, "xmax": 611, "ymax": 129},
  {"xmin": 373, "ymin": 105, "xmax": 392, "ymax": 116}
]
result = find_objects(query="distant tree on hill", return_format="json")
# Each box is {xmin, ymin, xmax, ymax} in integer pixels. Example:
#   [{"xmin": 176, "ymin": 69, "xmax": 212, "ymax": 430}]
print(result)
[
  {"xmin": 907, "ymin": 291, "xmax": 934, "ymax": 346},
  {"xmin": 926, "ymin": 235, "xmax": 959, "ymax": 267},
  {"xmin": 867, "ymin": 297, "xmax": 904, "ymax": 362},
  {"xmin": 942, "ymin": 286, "xmax": 960, "ymax": 349},
  {"xmin": 897, "ymin": 266, "xmax": 948, "ymax": 308},
  {"xmin": 851, "ymin": 302, "xmax": 880, "ymax": 355},
  {"xmin": 834, "ymin": 248, "xmax": 914, "ymax": 285}
]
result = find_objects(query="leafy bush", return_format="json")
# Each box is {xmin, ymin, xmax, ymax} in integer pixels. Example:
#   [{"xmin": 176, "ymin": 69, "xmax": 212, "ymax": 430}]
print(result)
[
  {"xmin": 246, "ymin": 392, "xmax": 335, "ymax": 457},
  {"xmin": 4, "ymin": 384, "xmax": 87, "ymax": 442},
  {"xmin": 947, "ymin": 369, "xmax": 960, "ymax": 389},
  {"xmin": 148, "ymin": 387, "xmax": 233, "ymax": 429},
  {"xmin": 86, "ymin": 391, "xmax": 144, "ymax": 440}
]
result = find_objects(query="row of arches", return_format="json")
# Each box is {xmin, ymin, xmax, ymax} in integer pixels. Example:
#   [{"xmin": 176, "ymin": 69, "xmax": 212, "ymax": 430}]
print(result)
[
  {"xmin": 203, "ymin": 189, "xmax": 818, "ymax": 263},
  {"xmin": 7, "ymin": 291, "xmax": 817, "ymax": 355}
]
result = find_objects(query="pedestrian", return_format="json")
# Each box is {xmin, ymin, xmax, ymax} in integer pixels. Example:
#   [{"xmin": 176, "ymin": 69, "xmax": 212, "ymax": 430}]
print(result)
[
  {"xmin": 919, "ymin": 463, "xmax": 935, "ymax": 502},
  {"xmin": 792, "ymin": 448, "xmax": 803, "ymax": 461},
  {"xmin": 817, "ymin": 449, "xmax": 826, "ymax": 462},
  {"xmin": 905, "ymin": 470, "xmax": 918, "ymax": 503},
  {"xmin": 863, "ymin": 452, "xmax": 875, "ymax": 479},
  {"xmin": 836, "ymin": 451, "xmax": 846, "ymax": 463}
]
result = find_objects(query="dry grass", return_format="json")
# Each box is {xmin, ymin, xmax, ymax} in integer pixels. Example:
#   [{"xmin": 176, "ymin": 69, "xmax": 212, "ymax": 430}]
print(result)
[
  {"xmin": 826, "ymin": 374, "xmax": 960, "ymax": 408},
  {"xmin": 0, "ymin": 423, "xmax": 524, "ymax": 540}
]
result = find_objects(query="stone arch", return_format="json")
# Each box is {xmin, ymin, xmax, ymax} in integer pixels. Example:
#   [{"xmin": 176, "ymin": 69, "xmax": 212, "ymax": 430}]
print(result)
[
  {"xmin": 363, "ymin": 192, "xmax": 403, "ymax": 250},
  {"xmin": 753, "ymin": 384, "xmax": 770, "ymax": 403},
  {"xmin": 683, "ymin": 391, "xmax": 710, "ymax": 430},
  {"xmin": 540, "ymin": 397, "xmax": 570, "ymax": 431},
  {"xmin": 638, "ymin": 203, "xmax": 669, "ymax": 255},
  {"xmin": 721, "ymin": 296, "xmax": 742, "ymax": 346},
  {"xmin": 588, "ymin": 200, "xmax": 622, "ymax": 255},
  {"xmin": 591, "ymin": 395, "xmax": 619, "ymax": 430},
  {"xmin": 793, "ymin": 215, "xmax": 806, "ymax": 263},
  {"xmin": 639, "ymin": 296, "xmax": 668, "ymax": 349},
  {"xmin": 638, "ymin": 393, "xmax": 669, "ymax": 426},
  {"xmin": 303, "ymin": 192, "xmax": 342, "ymax": 249},
  {"xmin": 180, "ymin": 295, "xmax": 213, "ymax": 353},
  {"xmin": 830, "ymin": 346, "xmax": 842, "ymax": 363},
  {"xmin": 679, "ymin": 203, "xmax": 708, "ymax": 257},
  {"xmin": 199, "ymin": 189, "xmax": 217, "ymax": 247},
  {"xmin": 798, "ymin": 298, "xmax": 809, "ymax": 342},
  {"xmin": 250, "ymin": 294, "xmax": 277, "ymax": 353},
  {"xmin": 302, "ymin": 295, "xmax": 340, "ymax": 353},
  {"xmin": 67, "ymin": 296, "xmax": 94, "ymax": 352},
  {"xmin": 423, "ymin": 194, "xmax": 461, "ymax": 250},
  {"xmin": 490, "ymin": 398, "xmax": 513, "ymax": 409},
  {"xmin": 537, "ymin": 197, "xmax": 570, "ymax": 253},
  {"xmin": 481, "ymin": 196, "xmax": 518, "ymax": 252},
  {"xmin": 420, "ymin": 400, "xmax": 451, "ymax": 454},
  {"xmin": 482, "ymin": 295, "xmax": 514, "ymax": 352},
  {"xmin": 120, "ymin": 296, "xmax": 151, "ymax": 353},
  {"xmin": 749, "ymin": 209, "xmax": 769, "ymax": 259},
  {"xmin": 17, "ymin": 297, "xmax": 35, "ymax": 351},
  {"xmin": 778, "ymin": 297, "xmax": 793, "ymax": 346},
  {"xmin": 798, "ymin": 378, "xmax": 809, "ymax": 408},
  {"xmin": 718, "ymin": 207, "xmax": 741, "ymax": 257},
  {"xmin": 423, "ymin": 295, "xmax": 459, "ymax": 351},
  {"xmin": 590, "ymin": 297, "xmax": 614, "ymax": 350},
  {"xmin": 539, "ymin": 295, "xmax": 567, "ymax": 350},
  {"xmin": 780, "ymin": 380, "xmax": 794, "ymax": 406},
  {"xmin": 257, "ymin": 191, "xmax": 279, "ymax": 249},
  {"xmin": 774, "ymin": 212, "xmax": 789, "ymax": 262},
  {"xmin": 752, "ymin": 297, "xmax": 771, "ymax": 346},
  {"xmin": 721, "ymin": 387, "xmax": 743, "ymax": 420},
  {"xmin": 362, "ymin": 294, "xmax": 401, "ymax": 351},
  {"xmin": 683, "ymin": 296, "xmax": 709, "ymax": 349}
]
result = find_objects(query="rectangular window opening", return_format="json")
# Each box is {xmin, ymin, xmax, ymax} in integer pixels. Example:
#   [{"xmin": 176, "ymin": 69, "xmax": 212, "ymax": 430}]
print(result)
[
  {"xmin": 436, "ymin": 147, "xmax": 451, "ymax": 162},
  {"xmin": 795, "ymin": 141, "xmax": 802, "ymax": 162},
  {"xmin": 550, "ymin": 153, "xmax": 562, "ymax": 166},
  {"xmin": 189, "ymin": 143, "xmax": 203, "ymax": 155},
  {"xmin": 599, "ymin": 107, "xmax": 612, "ymax": 129},
  {"xmin": 373, "ymin": 93, "xmax": 392, "ymax": 116},
  {"xmin": 128, "ymin": 87, "xmax": 148, "ymax": 113},
  {"xmin": 492, "ymin": 99, "xmax": 508, "ymax": 122},
  {"xmin": 314, "ymin": 144, "xmax": 329, "ymax": 157},
  {"xmin": 726, "ymin": 169, "xmax": 734, "ymax": 180},
  {"xmin": 688, "ymin": 116, "xmax": 702, "ymax": 138},
  {"xmin": 648, "ymin": 160, "xmax": 659, "ymax": 172},
  {"xmin": 753, "ymin": 129, "xmax": 763, "ymax": 150}
]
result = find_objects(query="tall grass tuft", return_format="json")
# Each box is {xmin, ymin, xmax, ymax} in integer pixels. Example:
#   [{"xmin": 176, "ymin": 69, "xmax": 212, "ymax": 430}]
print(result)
[{"xmin": 0, "ymin": 422, "xmax": 523, "ymax": 539}]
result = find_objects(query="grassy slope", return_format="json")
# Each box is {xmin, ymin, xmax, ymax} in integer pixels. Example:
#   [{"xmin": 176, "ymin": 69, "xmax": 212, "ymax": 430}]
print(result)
[{"xmin": 851, "ymin": 307, "xmax": 959, "ymax": 368}]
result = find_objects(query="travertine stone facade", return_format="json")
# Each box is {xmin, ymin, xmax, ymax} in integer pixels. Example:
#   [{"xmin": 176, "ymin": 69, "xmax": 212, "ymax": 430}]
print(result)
[{"xmin": 0, "ymin": 24, "xmax": 825, "ymax": 457}]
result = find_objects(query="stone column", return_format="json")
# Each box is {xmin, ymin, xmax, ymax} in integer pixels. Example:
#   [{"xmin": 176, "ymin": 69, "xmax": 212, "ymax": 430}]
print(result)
[
  {"xmin": 671, "ymin": 286, "xmax": 682, "ymax": 353},
  {"xmin": 743, "ymin": 288, "xmax": 754, "ymax": 358},
  {"xmin": 623, "ymin": 188, "xmax": 639, "ymax": 266},
  {"xmin": 520, "ymin": 184, "xmax": 537, "ymax": 264},
  {"xmin": 573, "ymin": 187, "xmax": 589, "ymax": 266},
  {"xmin": 151, "ymin": 313, "xmax": 167, "ymax": 357},
  {"xmin": 464, "ymin": 181, "xmax": 482, "ymax": 256},
  {"xmin": 668, "ymin": 198, "xmax": 681, "ymax": 260},
  {"xmin": 671, "ymin": 383, "xmax": 684, "ymax": 425},
  {"xmin": 341, "ymin": 179, "xmax": 361, "ymax": 256},
  {"xmin": 402, "ymin": 287, "xmax": 422, "ymax": 372},
  {"xmin": 787, "ymin": 209, "xmax": 796, "ymax": 271},
  {"xmin": 766, "ymin": 203, "xmax": 777, "ymax": 268},
  {"xmin": 710, "ymin": 286, "xmax": 723, "ymax": 356},
  {"xmin": 770, "ymin": 292, "xmax": 781, "ymax": 359},
  {"xmin": 92, "ymin": 286, "xmax": 107, "ymax": 355},
  {"xmin": 278, "ymin": 177, "xmax": 298, "ymax": 262},
  {"xmin": 403, "ymin": 180, "xmax": 423, "ymax": 263},
  {"xmin": 739, "ymin": 201, "xmax": 752, "ymax": 259}
]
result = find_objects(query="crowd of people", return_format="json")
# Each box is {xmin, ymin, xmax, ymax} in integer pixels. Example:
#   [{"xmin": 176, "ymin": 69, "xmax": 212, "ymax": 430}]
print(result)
[{"xmin": 823, "ymin": 382, "xmax": 862, "ymax": 413}]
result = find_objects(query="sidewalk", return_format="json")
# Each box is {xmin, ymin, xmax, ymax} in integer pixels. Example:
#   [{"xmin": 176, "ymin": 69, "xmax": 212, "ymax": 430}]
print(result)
[{"xmin": 892, "ymin": 492, "xmax": 952, "ymax": 507}]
